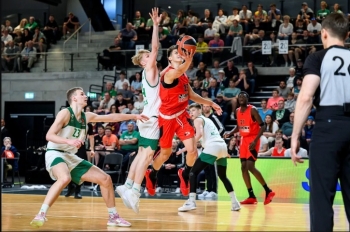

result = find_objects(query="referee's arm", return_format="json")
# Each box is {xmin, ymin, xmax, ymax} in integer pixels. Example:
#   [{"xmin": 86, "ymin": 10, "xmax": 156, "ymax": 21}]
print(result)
[{"xmin": 291, "ymin": 74, "xmax": 320, "ymax": 149}]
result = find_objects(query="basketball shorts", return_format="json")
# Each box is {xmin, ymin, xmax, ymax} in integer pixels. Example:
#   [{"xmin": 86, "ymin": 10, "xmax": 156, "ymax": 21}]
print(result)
[
  {"xmin": 45, "ymin": 149, "xmax": 93, "ymax": 185},
  {"xmin": 159, "ymin": 111, "xmax": 195, "ymax": 148},
  {"xmin": 240, "ymin": 135, "xmax": 260, "ymax": 162},
  {"xmin": 137, "ymin": 116, "xmax": 159, "ymax": 151},
  {"xmin": 200, "ymin": 141, "xmax": 228, "ymax": 166}
]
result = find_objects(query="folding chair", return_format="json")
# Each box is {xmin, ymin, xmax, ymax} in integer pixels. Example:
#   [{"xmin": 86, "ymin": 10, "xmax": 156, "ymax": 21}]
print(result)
[{"xmin": 103, "ymin": 153, "xmax": 123, "ymax": 186}]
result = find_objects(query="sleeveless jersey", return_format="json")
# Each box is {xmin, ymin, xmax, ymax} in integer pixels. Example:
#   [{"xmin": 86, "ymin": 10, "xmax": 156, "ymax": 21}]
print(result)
[
  {"xmin": 47, "ymin": 107, "xmax": 87, "ymax": 154},
  {"xmin": 198, "ymin": 115, "xmax": 224, "ymax": 148},
  {"xmin": 141, "ymin": 69, "xmax": 161, "ymax": 117},
  {"xmin": 272, "ymin": 147, "xmax": 286, "ymax": 157},
  {"xmin": 159, "ymin": 66, "xmax": 190, "ymax": 115},
  {"xmin": 236, "ymin": 105, "xmax": 260, "ymax": 137}
]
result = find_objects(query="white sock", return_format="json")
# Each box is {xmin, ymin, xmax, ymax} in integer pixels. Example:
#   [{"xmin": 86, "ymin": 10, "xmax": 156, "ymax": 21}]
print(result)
[
  {"xmin": 124, "ymin": 178, "xmax": 133, "ymax": 189},
  {"xmin": 189, "ymin": 193, "xmax": 196, "ymax": 202},
  {"xmin": 39, "ymin": 204, "xmax": 49, "ymax": 215},
  {"xmin": 132, "ymin": 183, "xmax": 141, "ymax": 194},
  {"xmin": 107, "ymin": 207, "xmax": 117, "ymax": 215},
  {"xmin": 229, "ymin": 191, "xmax": 238, "ymax": 203}
]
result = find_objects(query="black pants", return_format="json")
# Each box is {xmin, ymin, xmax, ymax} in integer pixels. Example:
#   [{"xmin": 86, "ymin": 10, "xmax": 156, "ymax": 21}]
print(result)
[
  {"xmin": 309, "ymin": 106, "xmax": 350, "ymax": 231},
  {"xmin": 204, "ymin": 164, "xmax": 217, "ymax": 193},
  {"xmin": 157, "ymin": 166, "xmax": 179, "ymax": 188}
]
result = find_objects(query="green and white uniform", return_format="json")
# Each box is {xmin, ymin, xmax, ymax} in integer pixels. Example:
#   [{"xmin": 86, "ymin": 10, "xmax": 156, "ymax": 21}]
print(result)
[
  {"xmin": 197, "ymin": 115, "xmax": 228, "ymax": 166},
  {"xmin": 45, "ymin": 107, "xmax": 93, "ymax": 184},
  {"xmin": 137, "ymin": 70, "xmax": 161, "ymax": 150}
]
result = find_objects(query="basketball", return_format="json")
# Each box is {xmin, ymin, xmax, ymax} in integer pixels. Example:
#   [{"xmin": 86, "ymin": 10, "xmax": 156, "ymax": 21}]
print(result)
[{"xmin": 176, "ymin": 35, "xmax": 197, "ymax": 56}]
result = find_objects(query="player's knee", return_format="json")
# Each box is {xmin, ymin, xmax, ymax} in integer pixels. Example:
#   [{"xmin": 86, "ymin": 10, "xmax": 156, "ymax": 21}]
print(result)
[
  {"xmin": 241, "ymin": 164, "xmax": 248, "ymax": 172},
  {"xmin": 100, "ymin": 173, "xmax": 112, "ymax": 187},
  {"xmin": 59, "ymin": 175, "xmax": 71, "ymax": 186}
]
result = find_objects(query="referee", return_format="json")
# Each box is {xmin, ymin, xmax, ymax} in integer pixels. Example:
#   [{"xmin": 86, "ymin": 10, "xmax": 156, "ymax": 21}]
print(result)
[{"xmin": 291, "ymin": 13, "xmax": 350, "ymax": 231}]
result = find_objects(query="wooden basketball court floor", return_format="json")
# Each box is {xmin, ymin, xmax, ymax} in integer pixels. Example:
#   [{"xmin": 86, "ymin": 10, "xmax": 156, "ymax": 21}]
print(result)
[{"xmin": 2, "ymin": 192, "xmax": 349, "ymax": 231}]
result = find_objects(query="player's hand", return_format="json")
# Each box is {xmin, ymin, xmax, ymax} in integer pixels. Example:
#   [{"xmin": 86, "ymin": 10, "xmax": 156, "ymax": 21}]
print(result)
[
  {"xmin": 134, "ymin": 114, "xmax": 149, "ymax": 122},
  {"xmin": 149, "ymin": 7, "xmax": 162, "ymax": 25},
  {"xmin": 223, "ymin": 131, "xmax": 232, "ymax": 139},
  {"xmin": 249, "ymin": 141, "xmax": 257, "ymax": 151},
  {"xmin": 181, "ymin": 49, "xmax": 195, "ymax": 61},
  {"xmin": 67, "ymin": 139, "xmax": 83, "ymax": 148},
  {"xmin": 290, "ymin": 136, "xmax": 304, "ymax": 166},
  {"xmin": 211, "ymin": 102, "xmax": 223, "ymax": 116}
]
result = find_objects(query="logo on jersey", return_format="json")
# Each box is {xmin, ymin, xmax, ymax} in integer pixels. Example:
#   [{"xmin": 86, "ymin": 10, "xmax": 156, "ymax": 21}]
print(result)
[
  {"xmin": 178, "ymin": 94, "xmax": 188, "ymax": 102},
  {"xmin": 184, "ymin": 131, "xmax": 191, "ymax": 136},
  {"xmin": 239, "ymin": 126, "xmax": 250, "ymax": 133}
]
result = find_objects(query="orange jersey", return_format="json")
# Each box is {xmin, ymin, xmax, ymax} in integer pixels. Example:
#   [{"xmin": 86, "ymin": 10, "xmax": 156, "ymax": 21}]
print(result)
[
  {"xmin": 272, "ymin": 147, "xmax": 286, "ymax": 157},
  {"xmin": 236, "ymin": 105, "xmax": 260, "ymax": 137}
]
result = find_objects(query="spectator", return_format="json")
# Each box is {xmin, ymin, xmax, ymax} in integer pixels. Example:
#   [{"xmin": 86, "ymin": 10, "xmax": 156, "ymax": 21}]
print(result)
[
  {"xmin": 204, "ymin": 21, "xmax": 216, "ymax": 43},
  {"xmin": 297, "ymin": 2, "xmax": 314, "ymax": 25},
  {"xmin": 13, "ymin": 31, "xmax": 24, "ymax": 50},
  {"xmin": 18, "ymin": 41, "xmax": 37, "ymax": 72},
  {"xmin": 278, "ymin": 15, "xmax": 293, "ymax": 40},
  {"xmin": 101, "ymin": 126, "xmax": 120, "ymax": 170},
  {"xmin": 197, "ymin": 9, "xmax": 214, "ymax": 32},
  {"xmin": 267, "ymin": 89, "xmax": 284, "ymax": 110},
  {"xmin": 300, "ymin": 30, "xmax": 317, "ymax": 54},
  {"xmin": 254, "ymin": 4, "xmax": 268, "ymax": 22},
  {"xmin": 263, "ymin": 114, "xmax": 279, "ymax": 145},
  {"xmin": 220, "ymin": 8, "xmax": 240, "ymax": 33},
  {"xmin": 186, "ymin": 61, "xmax": 198, "ymax": 82},
  {"xmin": 122, "ymin": 102, "xmax": 139, "ymax": 114},
  {"xmin": 213, "ymin": 94, "xmax": 228, "ymax": 121},
  {"xmin": 223, "ymin": 60, "xmax": 239, "ymax": 80},
  {"xmin": 258, "ymin": 99, "xmax": 273, "ymax": 121},
  {"xmin": 294, "ymin": 59, "xmax": 304, "ymax": 77},
  {"xmin": 202, "ymin": 103, "xmax": 225, "ymax": 135},
  {"xmin": 22, "ymin": 29, "xmax": 32, "ymax": 45},
  {"xmin": 239, "ymin": 5, "xmax": 253, "ymax": 32},
  {"xmin": 98, "ymin": 92, "xmax": 115, "ymax": 113},
  {"xmin": 244, "ymin": 61, "xmax": 258, "ymax": 91},
  {"xmin": 62, "ymin": 12, "xmax": 80, "ymax": 39},
  {"xmin": 186, "ymin": 10, "xmax": 198, "ymax": 34},
  {"xmin": 114, "ymin": 70, "xmax": 130, "ymax": 89},
  {"xmin": 156, "ymin": 139, "xmax": 185, "ymax": 193},
  {"xmin": 13, "ymin": 18, "xmax": 28, "ymax": 34},
  {"xmin": 288, "ymin": 32, "xmax": 304, "ymax": 65},
  {"xmin": 1, "ymin": 29, "xmax": 13, "ymax": 46},
  {"xmin": 258, "ymin": 138, "xmax": 286, "ymax": 157},
  {"xmin": 171, "ymin": 10, "xmax": 186, "ymax": 33},
  {"xmin": 210, "ymin": 60, "xmax": 220, "ymax": 80},
  {"xmin": 248, "ymin": 30, "xmax": 266, "ymax": 63},
  {"xmin": 93, "ymin": 125, "xmax": 105, "ymax": 166},
  {"xmin": 114, "ymin": 93, "xmax": 128, "ymax": 112},
  {"xmin": 277, "ymin": 80, "xmax": 290, "ymax": 99},
  {"xmin": 32, "ymin": 27, "xmax": 47, "ymax": 57},
  {"xmin": 223, "ymin": 79, "xmax": 240, "ymax": 115},
  {"xmin": 209, "ymin": 33, "xmax": 225, "ymax": 59},
  {"xmin": 194, "ymin": 35, "xmax": 208, "ymax": 65},
  {"xmin": 1, "ymin": 119, "xmax": 9, "ymax": 142},
  {"xmin": 24, "ymin": 16, "xmax": 38, "ymax": 33},
  {"xmin": 1, "ymin": 137, "xmax": 19, "ymax": 181},
  {"xmin": 284, "ymin": 139, "xmax": 308, "ymax": 158},
  {"xmin": 212, "ymin": 9, "xmax": 227, "ymax": 33},
  {"xmin": 317, "ymin": 1, "xmax": 331, "ymax": 20},
  {"xmin": 267, "ymin": 32, "xmax": 279, "ymax": 66},
  {"xmin": 294, "ymin": 19, "xmax": 307, "ymax": 39},
  {"xmin": 302, "ymin": 116, "xmax": 314, "ymax": 144},
  {"xmin": 281, "ymin": 113, "xmax": 294, "ymax": 148},
  {"xmin": 286, "ymin": 68, "xmax": 297, "ymax": 89},
  {"xmin": 207, "ymin": 78, "xmax": 220, "ymax": 100},
  {"xmin": 292, "ymin": 77, "xmax": 303, "ymax": 99},
  {"xmin": 118, "ymin": 122, "xmax": 139, "ymax": 173},
  {"xmin": 118, "ymin": 23, "xmax": 137, "ymax": 49},
  {"xmin": 259, "ymin": 135, "xmax": 269, "ymax": 153},
  {"xmin": 118, "ymin": 82, "xmax": 134, "ymax": 101},
  {"xmin": 1, "ymin": 41, "xmax": 20, "ymax": 72},
  {"xmin": 332, "ymin": 3, "xmax": 343, "ymax": 14},
  {"xmin": 217, "ymin": 69, "xmax": 229, "ymax": 90},
  {"xmin": 234, "ymin": 69, "xmax": 250, "ymax": 92},
  {"xmin": 284, "ymin": 93, "xmax": 296, "ymax": 112},
  {"xmin": 195, "ymin": 62, "xmax": 206, "ymax": 82},
  {"xmin": 192, "ymin": 79, "xmax": 203, "ymax": 96},
  {"xmin": 44, "ymin": 15, "xmax": 59, "ymax": 44},
  {"xmin": 227, "ymin": 136, "xmax": 239, "ymax": 157},
  {"xmin": 92, "ymin": 82, "xmax": 117, "ymax": 108},
  {"xmin": 3, "ymin": 20, "xmax": 13, "ymax": 33},
  {"xmin": 267, "ymin": 3, "xmax": 282, "ymax": 29},
  {"xmin": 98, "ymin": 37, "xmax": 122, "ymax": 70},
  {"xmin": 272, "ymin": 100, "xmax": 291, "ymax": 126},
  {"xmin": 130, "ymin": 72, "xmax": 142, "ymax": 92},
  {"xmin": 225, "ymin": 19, "xmax": 243, "ymax": 46},
  {"xmin": 158, "ymin": 26, "xmax": 170, "ymax": 48},
  {"xmin": 159, "ymin": 11, "xmax": 171, "ymax": 28},
  {"xmin": 132, "ymin": 11, "xmax": 145, "ymax": 31},
  {"xmin": 134, "ymin": 93, "xmax": 144, "ymax": 113},
  {"xmin": 307, "ymin": 18, "xmax": 321, "ymax": 43},
  {"xmin": 201, "ymin": 89, "xmax": 209, "ymax": 98},
  {"xmin": 202, "ymin": 70, "xmax": 213, "ymax": 89},
  {"xmin": 270, "ymin": 129, "xmax": 283, "ymax": 147}
]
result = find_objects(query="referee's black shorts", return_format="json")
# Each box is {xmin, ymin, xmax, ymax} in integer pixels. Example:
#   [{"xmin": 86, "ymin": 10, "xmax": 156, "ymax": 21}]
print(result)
[{"xmin": 309, "ymin": 106, "xmax": 350, "ymax": 231}]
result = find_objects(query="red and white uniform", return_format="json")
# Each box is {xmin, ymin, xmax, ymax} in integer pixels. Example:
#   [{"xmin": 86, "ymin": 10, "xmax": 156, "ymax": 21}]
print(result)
[
  {"xmin": 158, "ymin": 67, "xmax": 195, "ymax": 148},
  {"xmin": 236, "ymin": 105, "xmax": 261, "ymax": 161}
]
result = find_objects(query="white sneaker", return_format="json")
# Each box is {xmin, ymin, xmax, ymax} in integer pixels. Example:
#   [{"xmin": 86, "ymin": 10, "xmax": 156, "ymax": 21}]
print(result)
[
  {"xmin": 115, "ymin": 185, "xmax": 131, "ymax": 209},
  {"xmin": 107, "ymin": 213, "xmax": 131, "ymax": 227},
  {"xmin": 285, "ymin": 63, "xmax": 288, "ymax": 67},
  {"xmin": 205, "ymin": 191, "xmax": 218, "ymax": 198},
  {"xmin": 230, "ymin": 113, "xmax": 235, "ymax": 120},
  {"xmin": 174, "ymin": 187, "xmax": 181, "ymax": 193},
  {"xmin": 231, "ymin": 201, "xmax": 241, "ymax": 211},
  {"xmin": 125, "ymin": 189, "xmax": 140, "ymax": 214},
  {"xmin": 198, "ymin": 190, "xmax": 209, "ymax": 198},
  {"xmin": 178, "ymin": 199, "xmax": 197, "ymax": 212},
  {"xmin": 155, "ymin": 187, "xmax": 162, "ymax": 193},
  {"xmin": 30, "ymin": 212, "xmax": 47, "ymax": 227}
]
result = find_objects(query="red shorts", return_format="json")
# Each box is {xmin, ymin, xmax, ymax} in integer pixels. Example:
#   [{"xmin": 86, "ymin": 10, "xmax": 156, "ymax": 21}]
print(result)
[
  {"xmin": 240, "ymin": 135, "xmax": 260, "ymax": 161},
  {"xmin": 159, "ymin": 111, "xmax": 195, "ymax": 148}
]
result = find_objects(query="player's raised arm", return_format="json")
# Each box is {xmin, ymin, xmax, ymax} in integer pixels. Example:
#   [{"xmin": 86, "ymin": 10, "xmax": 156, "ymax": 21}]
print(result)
[
  {"xmin": 145, "ymin": 7, "xmax": 162, "ymax": 72},
  {"xmin": 164, "ymin": 49, "xmax": 194, "ymax": 83},
  {"xmin": 86, "ymin": 112, "xmax": 149, "ymax": 123},
  {"xmin": 188, "ymin": 84, "xmax": 223, "ymax": 115}
]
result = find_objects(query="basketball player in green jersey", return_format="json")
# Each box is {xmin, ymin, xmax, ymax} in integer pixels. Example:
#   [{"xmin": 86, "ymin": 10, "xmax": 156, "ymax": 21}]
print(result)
[
  {"xmin": 178, "ymin": 103, "xmax": 241, "ymax": 212},
  {"xmin": 30, "ymin": 87, "xmax": 148, "ymax": 228},
  {"xmin": 115, "ymin": 8, "xmax": 163, "ymax": 213}
]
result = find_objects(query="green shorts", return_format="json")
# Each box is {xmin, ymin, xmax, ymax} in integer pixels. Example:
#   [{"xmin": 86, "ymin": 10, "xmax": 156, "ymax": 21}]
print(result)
[
  {"xmin": 199, "ymin": 152, "xmax": 227, "ymax": 167},
  {"xmin": 138, "ymin": 136, "xmax": 159, "ymax": 151}
]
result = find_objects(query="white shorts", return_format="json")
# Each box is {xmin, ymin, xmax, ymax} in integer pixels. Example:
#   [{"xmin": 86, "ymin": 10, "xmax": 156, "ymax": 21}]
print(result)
[
  {"xmin": 45, "ymin": 150, "xmax": 93, "ymax": 185},
  {"xmin": 202, "ymin": 142, "xmax": 228, "ymax": 160},
  {"xmin": 137, "ymin": 116, "xmax": 159, "ymax": 140}
]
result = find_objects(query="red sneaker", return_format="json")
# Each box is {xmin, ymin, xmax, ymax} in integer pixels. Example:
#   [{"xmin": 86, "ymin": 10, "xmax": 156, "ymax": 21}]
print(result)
[
  {"xmin": 240, "ymin": 197, "xmax": 258, "ymax": 204},
  {"xmin": 144, "ymin": 169, "xmax": 156, "ymax": 196},
  {"xmin": 178, "ymin": 168, "xmax": 189, "ymax": 196},
  {"xmin": 264, "ymin": 191, "xmax": 275, "ymax": 205}
]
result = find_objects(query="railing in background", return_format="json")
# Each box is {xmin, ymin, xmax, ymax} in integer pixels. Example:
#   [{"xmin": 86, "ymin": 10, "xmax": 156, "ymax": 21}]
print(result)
[{"xmin": 63, "ymin": 18, "xmax": 92, "ymax": 71}]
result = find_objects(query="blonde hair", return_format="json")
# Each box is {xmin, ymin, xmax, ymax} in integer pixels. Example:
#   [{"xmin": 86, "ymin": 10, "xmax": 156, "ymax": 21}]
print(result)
[
  {"xmin": 283, "ymin": 15, "xmax": 290, "ymax": 20},
  {"xmin": 66, "ymin": 87, "xmax": 83, "ymax": 104},
  {"xmin": 131, "ymin": 49, "xmax": 150, "ymax": 67}
]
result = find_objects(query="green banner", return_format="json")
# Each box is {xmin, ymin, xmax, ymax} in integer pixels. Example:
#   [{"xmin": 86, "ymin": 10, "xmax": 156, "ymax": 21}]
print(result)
[{"xmin": 217, "ymin": 158, "xmax": 343, "ymax": 204}]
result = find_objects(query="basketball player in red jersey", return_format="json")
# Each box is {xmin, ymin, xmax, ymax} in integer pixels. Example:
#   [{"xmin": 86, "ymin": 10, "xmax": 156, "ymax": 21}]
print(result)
[
  {"xmin": 145, "ymin": 45, "xmax": 222, "ymax": 196},
  {"xmin": 224, "ymin": 92, "xmax": 275, "ymax": 205}
]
